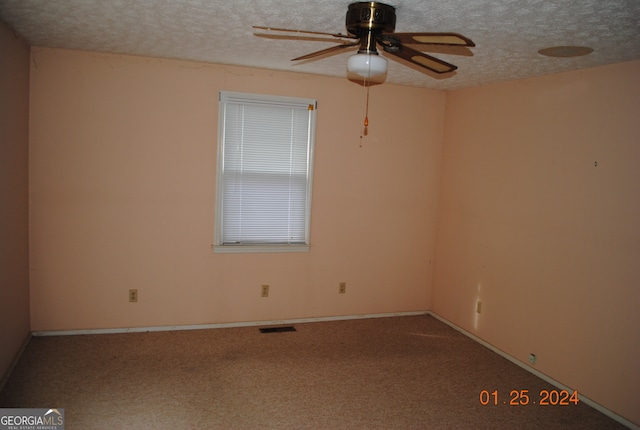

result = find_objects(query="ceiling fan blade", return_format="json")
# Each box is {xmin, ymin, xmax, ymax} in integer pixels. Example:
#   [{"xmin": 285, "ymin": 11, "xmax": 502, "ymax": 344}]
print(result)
[
  {"xmin": 253, "ymin": 26, "xmax": 357, "ymax": 40},
  {"xmin": 255, "ymin": 33, "xmax": 350, "ymax": 44},
  {"xmin": 383, "ymin": 44, "xmax": 458, "ymax": 74},
  {"xmin": 382, "ymin": 32, "xmax": 475, "ymax": 47},
  {"xmin": 292, "ymin": 41, "xmax": 360, "ymax": 61}
]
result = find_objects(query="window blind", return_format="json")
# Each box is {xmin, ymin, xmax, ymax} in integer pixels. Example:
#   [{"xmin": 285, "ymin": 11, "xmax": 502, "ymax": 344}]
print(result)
[{"xmin": 215, "ymin": 92, "xmax": 316, "ymax": 251}]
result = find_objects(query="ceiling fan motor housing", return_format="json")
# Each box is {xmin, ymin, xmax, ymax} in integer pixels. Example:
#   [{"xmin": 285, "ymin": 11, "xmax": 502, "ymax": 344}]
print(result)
[{"xmin": 346, "ymin": 2, "xmax": 396, "ymax": 36}]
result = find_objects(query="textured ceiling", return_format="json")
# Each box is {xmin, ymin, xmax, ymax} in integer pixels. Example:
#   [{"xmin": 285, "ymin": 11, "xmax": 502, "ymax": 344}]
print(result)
[{"xmin": 1, "ymin": 0, "xmax": 639, "ymax": 90}]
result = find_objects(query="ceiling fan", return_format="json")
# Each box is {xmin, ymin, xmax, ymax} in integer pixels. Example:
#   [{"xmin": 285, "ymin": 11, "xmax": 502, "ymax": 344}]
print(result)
[{"xmin": 254, "ymin": 1, "xmax": 475, "ymax": 80}]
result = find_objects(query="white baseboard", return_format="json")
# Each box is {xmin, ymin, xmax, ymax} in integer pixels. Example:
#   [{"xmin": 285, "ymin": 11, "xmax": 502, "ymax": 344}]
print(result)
[
  {"xmin": 31, "ymin": 311, "xmax": 428, "ymax": 337},
  {"xmin": 427, "ymin": 311, "xmax": 638, "ymax": 430}
]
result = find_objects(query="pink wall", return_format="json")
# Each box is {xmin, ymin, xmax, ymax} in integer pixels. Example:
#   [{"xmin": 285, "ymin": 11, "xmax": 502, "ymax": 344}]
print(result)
[
  {"xmin": 28, "ymin": 48, "xmax": 444, "ymax": 332},
  {"xmin": 433, "ymin": 61, "xmax": 640, "ymax": 425},
  {"xmin": 26, "ymin": 45, "xmax": 639, "ymax": 426},
  {"xmin": 0, "ymin": 21, "xmax": 30, "ymax": 382}
]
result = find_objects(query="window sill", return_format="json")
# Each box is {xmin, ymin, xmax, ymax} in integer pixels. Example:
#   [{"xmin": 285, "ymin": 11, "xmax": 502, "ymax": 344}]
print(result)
[{"xmin": 213, "ymin": 244, "xmax": 310, "ymax": 254}]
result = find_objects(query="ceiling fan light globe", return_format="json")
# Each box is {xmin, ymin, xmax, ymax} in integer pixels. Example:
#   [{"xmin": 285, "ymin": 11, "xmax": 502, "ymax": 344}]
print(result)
[{"xmin": 347, "ymin": 53, "xmax": 388, "ymax": 78}]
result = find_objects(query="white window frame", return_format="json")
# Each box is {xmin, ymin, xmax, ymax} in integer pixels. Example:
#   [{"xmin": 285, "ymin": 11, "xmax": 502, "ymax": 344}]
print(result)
[{"xmin": 213, "ymin": 91, "xmax": 317, "ymax": 253}]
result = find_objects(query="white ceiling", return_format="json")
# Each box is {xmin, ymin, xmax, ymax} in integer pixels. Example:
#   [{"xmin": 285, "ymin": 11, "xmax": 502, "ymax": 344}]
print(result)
[{"xmin": 1, "ymin": 0, "xmax": 639, "ymax": 90}]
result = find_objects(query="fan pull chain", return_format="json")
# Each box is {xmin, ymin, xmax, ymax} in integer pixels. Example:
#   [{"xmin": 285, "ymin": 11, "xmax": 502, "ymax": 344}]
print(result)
[
  {"xmin": 364, "ymin": 84, "xmax": 370, "ymax": 127},
  {"xmin": 359, "ymin": 77, "xmax": 370, "ymax": 147}
]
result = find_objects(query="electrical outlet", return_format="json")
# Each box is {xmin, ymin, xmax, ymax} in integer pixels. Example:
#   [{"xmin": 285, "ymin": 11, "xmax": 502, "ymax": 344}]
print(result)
[
  {"xmin": 261, "ymin": 284, "xmax": 269, "ymax": 297},
  {"xmin": 476, "ymin": 301, "xmax": 482, "ymax": 314},
  {"xmin": 529, "ymin": 353, "xmax": 537, "ymax": 365},
  {"xmin": 129, "ymin": 289, "xmax": 138, "ymax": 302},
  {"xmin": 339, "ymin": 282, "xmax": 346, "ymax": 294}
]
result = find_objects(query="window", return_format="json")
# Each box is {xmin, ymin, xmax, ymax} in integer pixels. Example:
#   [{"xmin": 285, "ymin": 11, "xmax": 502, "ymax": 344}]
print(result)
[{"xmin": 214, "ymin": 91, "xmax": 317, "ymax": 253}]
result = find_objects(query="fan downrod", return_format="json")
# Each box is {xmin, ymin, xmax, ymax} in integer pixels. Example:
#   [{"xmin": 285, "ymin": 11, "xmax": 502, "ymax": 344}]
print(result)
[{"xmin": 346, "ymin": 2, "xmax": 396, "ymax": 53}]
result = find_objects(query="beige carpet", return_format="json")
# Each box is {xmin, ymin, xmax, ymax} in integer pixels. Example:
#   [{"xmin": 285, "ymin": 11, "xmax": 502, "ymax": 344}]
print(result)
[{"xmin": 0, "ymin": 315, "xmax": 628, "ymax": 429}]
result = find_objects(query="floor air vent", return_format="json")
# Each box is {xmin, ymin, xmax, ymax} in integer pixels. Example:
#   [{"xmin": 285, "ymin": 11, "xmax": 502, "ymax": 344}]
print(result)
[{"xmin": 259, "ymin": 326, "xmax": 296, "ymax": 333}]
